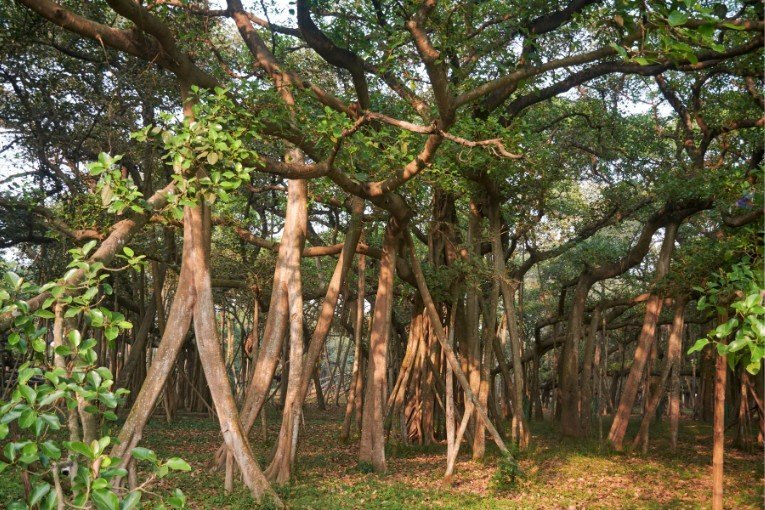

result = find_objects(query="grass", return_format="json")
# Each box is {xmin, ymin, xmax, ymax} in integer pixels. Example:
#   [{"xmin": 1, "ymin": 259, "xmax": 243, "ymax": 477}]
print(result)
[{"xmin": 1, "ymin": 408, "xmax": 762, "ymax": 509}]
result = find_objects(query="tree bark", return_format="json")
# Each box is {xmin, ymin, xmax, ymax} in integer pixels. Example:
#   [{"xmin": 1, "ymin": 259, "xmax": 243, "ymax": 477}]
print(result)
[
  {"xmin": 341, "ymin": 253, "xmax": 366, "ymax": 441},
  {"xmin": 267, "ymin": 191, "xmax": 363, "ymax": 482},
  {"xmin": 489, "ymin": 202, "xmax": 530, "ymax": 447},
  {"xmin": 187, "ymin": 202, "xmax": 280, "ymax": 504},
  {"xmin": 608, "ymin": 222, "xmax": 679, "ymax": 450},
  {"xmin": 406, "ymin": 231, "xmax": 508, "ymax": 455},
  {"xmin": 712, "ymin": 319, "xmax": 728, "ymax": 510},
  {"xmin": 580, "ymin": 307, "xmax": 602, "ymax": 435},
  {"xmin": 633, "ymin": 299, "xmax": 685, "ymax": 452},
  {"xmin": 359, "ymin": 218, "xmax": 400, "ymax": 472},
  {"xmin": 265, "ymin": 177, "xmax": 308, "ymax": 483}
]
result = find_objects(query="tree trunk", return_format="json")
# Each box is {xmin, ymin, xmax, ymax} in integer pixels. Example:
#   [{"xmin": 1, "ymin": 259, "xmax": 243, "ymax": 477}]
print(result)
[
  {"xmin": 580, "ymin": 307, "xmax": 602, "ymax": 436},
  {"xmin": 186, "ymin": 202, "xmax": 280, "ymax": 504},
  {"xmin": 406, "ymin": 231, "xmax": 508, "ymax": 455},
  {"xmin": 267, "ymin": 191, "xmax": 363, "ymax": 482},
  {"xmin": 489, "ymin": 202, "xmax": 529, "ymax": 447},
  {"xmin": 213, "ymin": 174, "xmax": 307, "ymax": 467},
  {"xmin": 342, "ymin": 254, "xmax": 366, "ymax": 441},
  {"xmin": 359, "ymin": 218, "xmax": 399, "ymax": 472},
  {"xmin": 633, "ymin": 299, "xmax": 685, "ymax": 452},
  {"xmin": 712, "ymin": 333, "xmax": 727, "ymax": 510},
  {"xmin": 608, "ymin": 222, "xmax": 678, "ymax": 450},
  {"xmin": 560, "ymin": 277, "xmax": 589, "ymax": 436},
  {"xmin": 668, "ymin": 298, "xmax": 687, "ymax": 450}
]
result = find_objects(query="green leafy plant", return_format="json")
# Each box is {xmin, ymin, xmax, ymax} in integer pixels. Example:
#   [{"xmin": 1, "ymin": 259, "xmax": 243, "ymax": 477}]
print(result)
[
  {"xmin": 688, "ymin": 259, "xmax": 765, "ymax": 374},
  {"xmin": 0, "ymin": 252, "xmax": 190, "ymax": 509},
  {"xmin": 491, "ymin": 444, "xmax": 524, "ymax": 492}
]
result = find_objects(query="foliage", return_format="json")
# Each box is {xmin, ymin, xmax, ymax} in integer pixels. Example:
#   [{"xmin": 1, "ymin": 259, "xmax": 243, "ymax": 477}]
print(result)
[
  {"xmin": 490, "ymin": 444, "xmax": 525, "ymax": 492},
  {"xmin": 0, "ymin": 249, "xmax": 189, "ymax": 509},
  {"xmin": 688, "ymin": 259, "xmax": 765, "ymax": 374}
]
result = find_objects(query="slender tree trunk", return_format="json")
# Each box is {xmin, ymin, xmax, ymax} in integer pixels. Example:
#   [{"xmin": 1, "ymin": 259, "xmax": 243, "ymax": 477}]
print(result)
[
  {"xmin": 669, "ymin": 298, "xmax": 687, "ymax": 450},
  {"xmin": 608, "ymin": 222, "xmax": 678, "ymax": 450},
  {"xmin": 489, "ymin": 203, "xmax": 529, "ymax": 447},
  {"xmin": 712, "ymin": 317, "xmax": 728, "ymax": 510},
  {"xmin": 336, "ymin": 336, "xmax": 352, "ymax": 406},
  {"xmin": 267, "ymin": 197, "xmax": 362, "ymax": 480},
  {"xmin": 342, "ymin": 253, "xmax": 366, "ymax": 441},
  {"xmin": 580, "ymin": 307, "xmax": 602, "ymax": 435},
  {"xmin": 112, "ymin": 245, "xmax": 194, "ymax": 465},
  {"xmin": 444, "ymin": 302, "xmax": 457, "ymax": 481},
  {"xmin": 263, "ymin": 176, "xmax": 308, "ymax": 483},
  {"xmin": 53, "ymin": 303, "xmax": 80, "ymax": 442},
  {"xmin": 212, "ymin": 175, "xmax": 306, "ymax": 468},
  {"xmin": 633, "ymin": 300, "xmax": 685, "ymax": 452},
  {"xmin": 406, "ymin": 231, "xmax": 508, "ymax": 455}
]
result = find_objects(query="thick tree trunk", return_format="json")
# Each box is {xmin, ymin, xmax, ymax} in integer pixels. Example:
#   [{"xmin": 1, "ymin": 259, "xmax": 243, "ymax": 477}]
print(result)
[
  {"xmin": 187, "ymin": 202, "xmax": 280, "ymax": 504},
  {"xmin": 213, "ymin": 175, "xmax": 307, "ymax": 467},
  {"xmin": 265, "ymin": 178, "xmax": 308, "ymax": 484},
  {"xmin": 560, "ymin": 276, "xmax": 590, "ymax": 436},
  {"xmin": 359, "ymin": 218, "xmax": 400, "ymax": 472}
]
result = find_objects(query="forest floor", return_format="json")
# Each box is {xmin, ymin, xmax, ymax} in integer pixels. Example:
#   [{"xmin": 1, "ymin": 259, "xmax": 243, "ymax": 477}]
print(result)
[{"xmin": 1, "ymin": 408, "xmax": 762, "ymax": 509}]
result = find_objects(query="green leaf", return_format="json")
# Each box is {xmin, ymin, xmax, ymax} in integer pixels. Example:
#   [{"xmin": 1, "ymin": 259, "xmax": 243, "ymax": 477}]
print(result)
[
  {"xmin": 19, "ymin": 409, "xmax": 36, "ymax": 428},
  {"xmin": 120, "ymin": 492, "xmax": 142, "ymax": 510},
  {"xmin": 32, "ymin": 337, "xmax": 47, "ymax": 353},
  {"xmin": 668, "ymin": 11, "xmax": 688, "ymax": 26},
  {"xmin": 122, "ymin": 246, "xmax": 134, "ymax": 257},
  {"xmin": 167, "ymin": 489, "xmax": 186, "ymax": 509},
  {"xmin": 104, "ymin": 326, "xmax": 119, "ymax": 341},
  {"xmin": 65, "ymin": 441, "xmax": 94, "ymax": 459},
  {"xmin": 98, "ymin": 392, "xmax": 118, "ymax": 408},
  {"xmin": 29, "ymin": 482, "xmax": 51, "ymax": 507},
  {"xmin": 92, "ymin": 489, "xmax": 120, "ymax": 510},
  {"xmin": 130, "ymin": 447, "xmax": 157, "ymax": 462},
  {"xmin": 40, "ymin": 441, "xmax": 61, "ymax": 460},
  {"xmin": 19, "ymin": 385, "xmax": 37, "ymax": 405},
  {"xmin": 207, "ymin": 152, "xmax": 219, "ymax": 165},
  {"xmin": 4, "ymin": 272, "xmax": 22, "ymax": 290},
  {"xmin": 688, "ymin": 337, "xmax": 710, "ymax": 354},
  {"xmin": 166, "ymin": 457, "xmax": 191, "ymax": 471}
]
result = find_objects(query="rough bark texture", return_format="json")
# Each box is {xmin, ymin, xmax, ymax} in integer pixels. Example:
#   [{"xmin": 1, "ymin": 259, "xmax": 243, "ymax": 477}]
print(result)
[
  {"xmin": 712, "ymin": 325, "xmax": 727, "ymax": 510},
  {"xmin": 406, "ymin": 231, "xmax": 508, "ymax": 455}
]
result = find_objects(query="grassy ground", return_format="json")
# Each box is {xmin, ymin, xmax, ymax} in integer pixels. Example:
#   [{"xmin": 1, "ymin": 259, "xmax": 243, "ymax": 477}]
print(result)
[
  {"xmin": 1, "ymin": 409, "xmax": 762, "ymax": 508},
  {"xmin": 147, "ymin": 409, "xmax": 761, "ymax": 509}
]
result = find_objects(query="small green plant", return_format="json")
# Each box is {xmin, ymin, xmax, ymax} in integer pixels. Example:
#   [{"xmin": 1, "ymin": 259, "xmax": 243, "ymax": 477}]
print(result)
[
  {"xmin": 491, "ymin": 445, "xmax": 524, "ymax": 492},
  {"xmin": 356, "ymin": 461, "xmax": 375, "ymax": 474}
]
